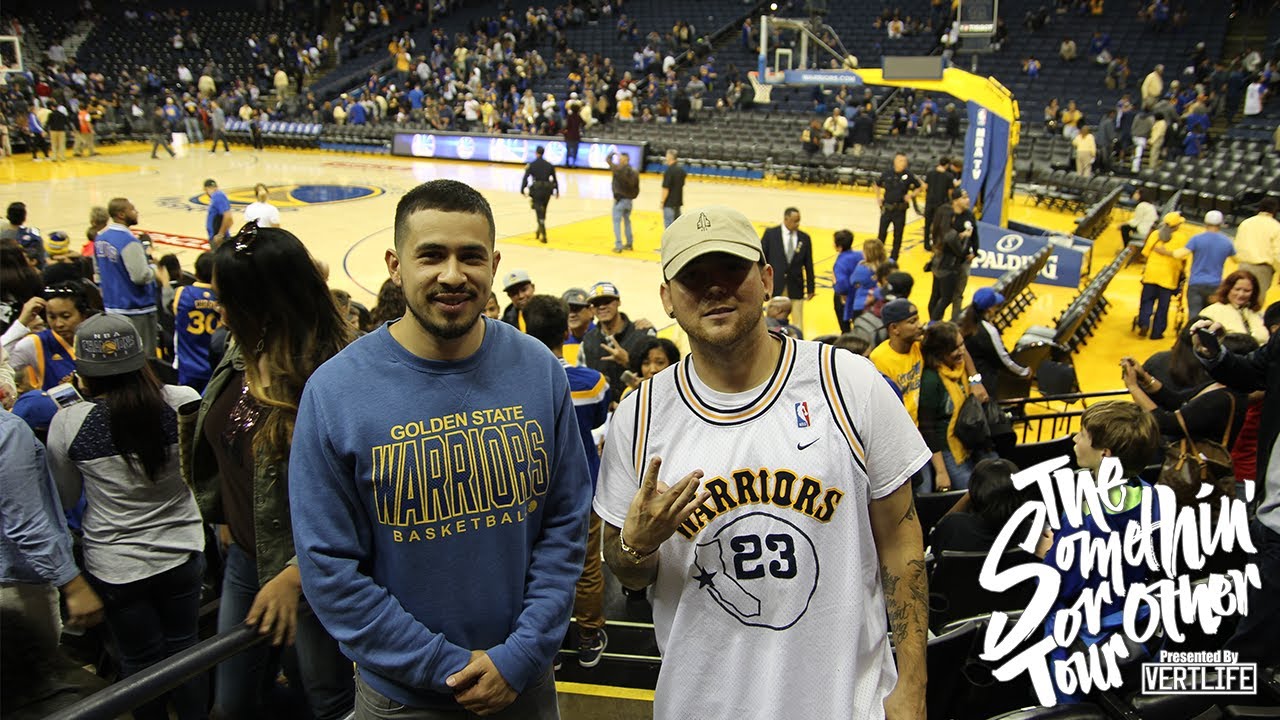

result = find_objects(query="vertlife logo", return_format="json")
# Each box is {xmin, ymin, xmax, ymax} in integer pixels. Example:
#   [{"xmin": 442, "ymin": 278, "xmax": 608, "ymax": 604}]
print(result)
[{"xmin": 1141, "ymin": 650, "xmax": 1257, "ymax": 695}]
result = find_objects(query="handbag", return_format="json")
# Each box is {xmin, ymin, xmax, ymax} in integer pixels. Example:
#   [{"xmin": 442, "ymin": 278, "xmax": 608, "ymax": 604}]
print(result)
[
  {"xmin": 954, "ymin": 393, "xmax": 991, "ymax": 451},
  {"xmin": 984, "ymin": 400, "xmax": 1014, "ymax": 440},
  {"xmin": 1158, "ymin": 393, "xmax": 1236, "ymax": 511}
]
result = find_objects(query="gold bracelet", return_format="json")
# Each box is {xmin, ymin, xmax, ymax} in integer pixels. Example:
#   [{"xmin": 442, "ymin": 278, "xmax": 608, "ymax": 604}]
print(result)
[{"xmin": 619, "ymin": 532, "xmax": 658, "ymax": 564}]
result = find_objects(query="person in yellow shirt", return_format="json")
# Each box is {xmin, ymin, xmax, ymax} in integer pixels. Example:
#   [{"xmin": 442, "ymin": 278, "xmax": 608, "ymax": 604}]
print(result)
[
  {"xmin": 1136, "ymin": 211, "xmax": 1188, "ymax": 340},
  {"xmin": 1233, "ymin": 197, "xmax": 1280, "ymax": 299},
  {"xmin": 870, "ymin": 299, "xmax": 926, "ymax": 422},
  {"xmin": 1061, "ymin": 100, "xmax": 1082, "ymax": 139},
  {"xmin": 617, "ymin": 96, "xmax": 635, "ymax": 121}
]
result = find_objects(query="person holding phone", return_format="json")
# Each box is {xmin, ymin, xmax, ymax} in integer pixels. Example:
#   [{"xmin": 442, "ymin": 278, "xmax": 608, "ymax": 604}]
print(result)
[
  {"xmin": 1120, "ymin": 337, "xmax": 1252, "ymax": 452},
  {"xmin": 7, "ymin": 280, "xmax": 102, "ymax": 392},
  {"xmin": 1190, "ymin": 313, "xmax": 1280, "ymax": 670}
]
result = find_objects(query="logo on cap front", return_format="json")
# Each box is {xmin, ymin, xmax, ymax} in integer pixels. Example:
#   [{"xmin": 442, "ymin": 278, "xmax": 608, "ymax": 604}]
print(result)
[
  {"xmin": 102, "ymin": 340, "xmax": 119, "ymax": 356},
  {"xmin": 697, "ymin": 212, "xmax": 711, "ymax": 231}
]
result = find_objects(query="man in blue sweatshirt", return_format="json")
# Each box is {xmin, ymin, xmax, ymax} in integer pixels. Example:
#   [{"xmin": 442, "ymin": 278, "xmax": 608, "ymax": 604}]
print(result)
[{"xmin": 290, "ymin": 179, "xmax": 592, "ymax": 717}]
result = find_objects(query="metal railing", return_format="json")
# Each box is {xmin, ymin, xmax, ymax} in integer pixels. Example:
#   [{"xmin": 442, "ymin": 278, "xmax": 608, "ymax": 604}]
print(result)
[
  {"xmin": 1000, "ymin": 389, "xmax": 1130, "ymax": 442},
  {"xmin": 47, "ymin": 620, "xmax": 271, "ymax": 720}
]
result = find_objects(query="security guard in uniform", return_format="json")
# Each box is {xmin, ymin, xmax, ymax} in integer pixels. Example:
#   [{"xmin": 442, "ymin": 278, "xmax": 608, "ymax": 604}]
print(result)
[
  {"xmin": 521, "ymin": 145, "xmax": 559, "ymax": 243},
  {"xmin": 875, "ymin": 152, "xmax": 922, "ymax": 261}
]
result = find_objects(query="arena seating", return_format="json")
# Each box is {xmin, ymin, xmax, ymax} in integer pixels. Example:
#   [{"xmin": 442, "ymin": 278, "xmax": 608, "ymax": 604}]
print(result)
[
  {"xmin": 74, "ymin": 9, "xmax": 311, "ymax": 89},
  {"xmin": 984, "ymin": 245, "xmax": 1054, "ymax": 333},
  {"xmin": 1073, "ymin": 184, "xmax": 1125, "ymax": 240}
]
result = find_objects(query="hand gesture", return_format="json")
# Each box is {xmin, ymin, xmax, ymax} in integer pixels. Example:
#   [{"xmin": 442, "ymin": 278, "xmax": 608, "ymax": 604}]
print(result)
[
  {"xmin": 18, "ymin": 296, "xmax": 46, "ymax": 329},
  {"xmin": 601, "ymin": 336, "xmax": 629, "ymax": 366},
  {"xmin": 245, "ymin": 565, "xmax": 301, "ymax": 646},
  {"xmin": 448, "ymin": 650, "xmax": 517, "ymax": 716},
  {"xmin": 622, "ymin": 458, "xmax": 709, "ymax": 554}
]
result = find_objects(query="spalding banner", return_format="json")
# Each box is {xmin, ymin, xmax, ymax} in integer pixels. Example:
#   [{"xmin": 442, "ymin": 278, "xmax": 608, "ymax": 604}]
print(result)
[{"xmin": 969, "ymin": 221, "xmax": 1092, "ymax": 288}]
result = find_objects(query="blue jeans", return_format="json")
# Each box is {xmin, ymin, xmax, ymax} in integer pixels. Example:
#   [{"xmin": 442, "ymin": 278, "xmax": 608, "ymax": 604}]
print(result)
[
  {"xmin": 184, "ymin": 116, "xmax": 204, "ymax": 142},
  {"xmin": 214, "ymin": 543, "xmax": 354, "ymax": 720},
  {"xmin": 662, "ymin": 206, "xmax": 680, "ymax": 228},
  {"xmin": 1185, "ymin": 283, "xmax": 1217, "ymax": 323},
  {"xmin": 612, "ymin": 199, "xmax": 633, "ymax": 249},
  {"xmin": 1138, "ymin": 283, "xmax": 1175, "ymax": 339},
  {"xmin": 87, "ymin": 552, "xmax": 208, "ymax": 720}
]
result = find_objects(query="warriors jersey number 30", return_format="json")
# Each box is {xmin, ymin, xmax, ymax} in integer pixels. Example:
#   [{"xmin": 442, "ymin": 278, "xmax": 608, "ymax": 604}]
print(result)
[{"xmin": 595, "ymin": 335, "xmax": 930, "ymax": 720}]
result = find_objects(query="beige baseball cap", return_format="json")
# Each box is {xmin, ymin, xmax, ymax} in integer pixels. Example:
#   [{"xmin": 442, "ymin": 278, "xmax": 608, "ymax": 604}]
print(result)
[{"xmin": 661, "ymin": 206, "xmax": 763, "ymax": 281}]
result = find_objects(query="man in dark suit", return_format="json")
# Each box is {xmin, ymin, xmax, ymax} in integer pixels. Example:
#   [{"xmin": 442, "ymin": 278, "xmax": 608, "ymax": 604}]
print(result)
[{"xmin": 760, "ymin": 207, "xmax": 815, "ymax": 330}]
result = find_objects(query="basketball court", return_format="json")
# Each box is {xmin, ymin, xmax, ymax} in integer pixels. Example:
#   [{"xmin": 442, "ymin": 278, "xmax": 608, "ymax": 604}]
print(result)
[{"xmin": 9, "ymin": 140, "xmax": 1268, "ymax": 399}]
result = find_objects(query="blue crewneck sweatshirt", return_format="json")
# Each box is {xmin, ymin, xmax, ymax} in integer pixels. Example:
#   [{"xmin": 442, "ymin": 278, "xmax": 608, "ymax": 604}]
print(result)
[{"xmin": 290, "ymin": 318, "xmax": 591, "ymax": 708}]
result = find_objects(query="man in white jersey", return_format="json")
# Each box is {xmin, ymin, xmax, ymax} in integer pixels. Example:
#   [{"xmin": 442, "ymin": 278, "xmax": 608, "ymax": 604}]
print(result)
[{"xmin": 595, "ymin": 206, "xmax": 931, "ymax": 719}]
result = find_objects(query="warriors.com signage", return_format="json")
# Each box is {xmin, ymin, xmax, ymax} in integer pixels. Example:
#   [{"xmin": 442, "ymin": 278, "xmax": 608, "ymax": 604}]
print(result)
[{"xmin": 969, "ymin": 220, "xmax": 1092, "ymax": 288}]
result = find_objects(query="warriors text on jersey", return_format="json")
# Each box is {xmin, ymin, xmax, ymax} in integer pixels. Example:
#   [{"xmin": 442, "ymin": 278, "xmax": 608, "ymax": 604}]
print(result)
[{"xmin": 595, "ymin": 335, "xmax": 930, "ymax": 719}]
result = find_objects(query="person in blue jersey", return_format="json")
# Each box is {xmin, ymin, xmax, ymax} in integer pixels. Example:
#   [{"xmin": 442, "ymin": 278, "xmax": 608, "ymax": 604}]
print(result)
[
  {"xmin": 289, "ymin": 179, "xmax": 592, "ymax": 718},
  {"xmin": 171, "ymin": 252, "xmax": 219, "ymax": 392},
  {"xmin": 523, "ymin": 293, "xmax": 611, "ymax": 669},
  {"xmin": 7, "ymin": 280, "xmax": 102, "ymax": 391},
  {"xmin": 95, "ymin": 198, "xmax": 158, "ymax": 358},
  {"xmin": 204, "ymin": 179, "xmax": 234, "ymax": 248}
]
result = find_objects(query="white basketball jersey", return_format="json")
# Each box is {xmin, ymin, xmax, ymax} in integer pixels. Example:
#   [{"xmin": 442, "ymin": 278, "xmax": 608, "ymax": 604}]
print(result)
[{"xmin": 595, "ymin": 336, "xmax": 931, "ymax": 720}]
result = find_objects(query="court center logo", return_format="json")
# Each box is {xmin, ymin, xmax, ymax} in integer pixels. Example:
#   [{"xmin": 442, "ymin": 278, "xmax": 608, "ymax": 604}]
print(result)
[
  {"xmin": 692, "ymin": 512, "xmax": 819, "ymax": 631},
  {"xmin": 164, "ymin": 184, "xmax": 385, "ymax": 212}
]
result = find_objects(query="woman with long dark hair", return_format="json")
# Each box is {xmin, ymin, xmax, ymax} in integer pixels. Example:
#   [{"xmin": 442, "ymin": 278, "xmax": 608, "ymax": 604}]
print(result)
[
  {"xmin": 182, "ymin": 222, "xmax": 355, "ymax": 718},
  {"xmin": 47, "ymin": 314, "xmax": 206, "ymax": 720},
  {"xmin": 6, "ymin": 280, "xmax": 103, "ymax": 391}
]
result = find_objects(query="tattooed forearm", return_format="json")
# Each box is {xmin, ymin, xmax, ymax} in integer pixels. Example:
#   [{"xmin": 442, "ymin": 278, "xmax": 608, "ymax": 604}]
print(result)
[{"xmin": 881, "ymin": 559, "xmax": 928, "ymax": 645}]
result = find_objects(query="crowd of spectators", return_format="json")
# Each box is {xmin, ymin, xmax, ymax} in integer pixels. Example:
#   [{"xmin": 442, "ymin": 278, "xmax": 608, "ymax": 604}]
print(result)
[{"xmin": 1035, "ymin": 40, "xmax": 1277, "ymax": 173}]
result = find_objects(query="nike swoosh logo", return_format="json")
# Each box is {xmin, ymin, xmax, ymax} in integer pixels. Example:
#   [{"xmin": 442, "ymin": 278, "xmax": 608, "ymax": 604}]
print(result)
[{"xmin": 797, "ymin": 439, "xmax": 819, "ymax": 451}]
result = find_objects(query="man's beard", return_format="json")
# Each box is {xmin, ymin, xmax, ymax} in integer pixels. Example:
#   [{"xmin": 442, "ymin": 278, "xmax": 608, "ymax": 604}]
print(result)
[
  {"xmin": 680, "ymin": 304, "xmax": 762, "ymax": 349},
  {"xmin": 406, "ymin": 292, "xmax": 481, "ymax": 340}
]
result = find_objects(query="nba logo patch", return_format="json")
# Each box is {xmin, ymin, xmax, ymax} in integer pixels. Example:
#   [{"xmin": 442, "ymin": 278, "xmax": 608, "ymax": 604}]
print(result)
[{"xmin": 795, "ymin": 402, "xmax": 810, "ymax": 428}]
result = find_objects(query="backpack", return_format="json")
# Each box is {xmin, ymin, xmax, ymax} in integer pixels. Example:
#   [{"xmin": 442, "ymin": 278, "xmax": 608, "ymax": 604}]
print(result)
[{"xmin": 850, "ymin": 311, "xmax": 887, "ymax": 348}]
